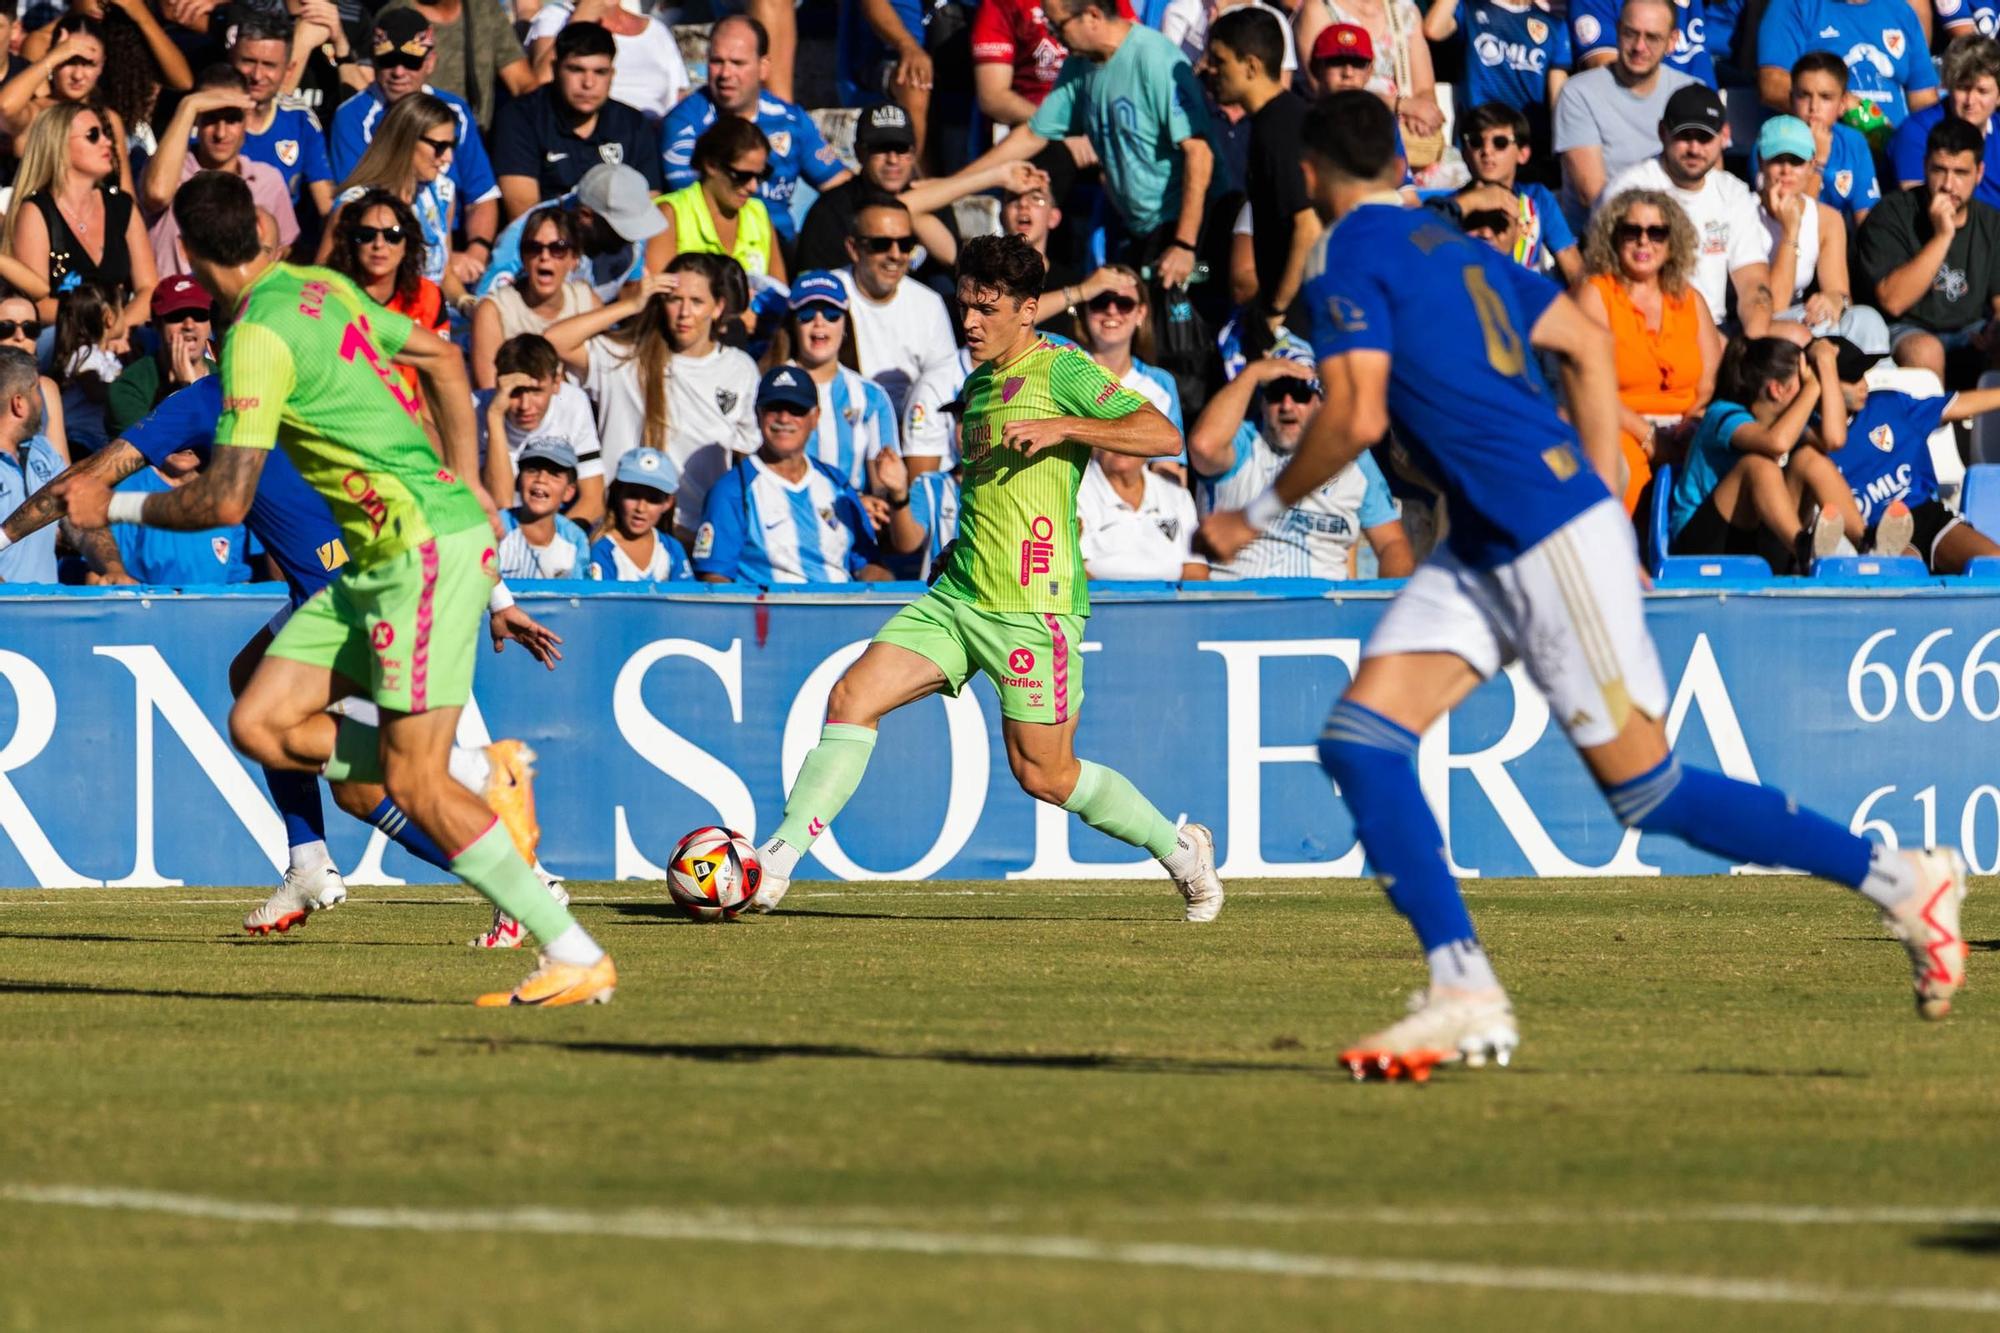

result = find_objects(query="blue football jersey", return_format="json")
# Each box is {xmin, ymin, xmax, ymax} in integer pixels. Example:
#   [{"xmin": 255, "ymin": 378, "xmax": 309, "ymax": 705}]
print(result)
[
  {"xmin": 1756, "ymin": 0, "xmax": 1935, "ymax": 126},
  {"xmin": 122, "ymin": 378, "xmax": 348, "ymax": 602},
  {"xmin": 1304, "ymin": 203, "xmax": 1603, "ymax": 568},
  {"xmin": 1464, "ymin": 0, "xmax": 1572, "ymax": 112},
  {"xmin": 240, "ymin": 105, "xmax": 333, "ymax": 204},
  {"xmin": 1831, "ymin": 390, "xmax": 1947, "ymax": 522},
  {"xmin": 1571, "ymin": 0, "xmax": 1714, "ymax": 85}
]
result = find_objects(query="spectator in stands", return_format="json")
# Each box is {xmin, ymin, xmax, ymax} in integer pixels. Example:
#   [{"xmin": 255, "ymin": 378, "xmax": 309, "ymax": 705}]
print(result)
[
  {"xmin": 1208, "ymin": 6, "xmax": 1319, "ymax": 344},
  {"xmin": 0, "ymin": 346, "xmax": 58, "ymax": 582},
  {"xmin": 497, "ymin": 437, "xmax": 593, "ymax": 579},
  {"xmin": 1078, "ymin": 446, "xmax": 1207, "ymax": 581},
  {"xmin": 143, "ymin": 66, "xmax": 299, "ymax": 280},
  {"xmin": 973, "ymin": 0, "xmax": 1134, "ymax": 127},
  {"xmin": 1757, "ymin": 0, "xmax": 1935, "ymax": 124},
  {"xmin": 1565, "ymin": 0, "xmax": 1709, "ymax": 85},
  {"xmin": 328, "ymin": 10, "xmax": 501, "ymax": 275},
  {"xmin": 52, "ymin": 283, "xmax": 123, "ymax": 454},
  {"xmin": 1602, "ymin": 85, "xmax": 1774, "ymax": 337},
  {"xmin": 1077, "ymin": 263, "xmax": 1184, "ymax": 433},
  {"xmin": 377, "ymin": 0, "xmax": 538, "ymax": 131},
  {"xmin": 783, "ymin": 270, "xmax": 898, "ymax": 495},
  {"xmin": 1756, "ymin": 116, "xmax": 1891, "ymax": 351},
  {"xmin": 1578, "ymin": 188, "xmax": 1722, "ymax": 515},
  {"xmin": 1165, "ymin": 0, "xmax": 1300, "ymax": 70},
  {"xmin": 590, "ymin": 447, "xmax": 692, "ymax": 581},
  {"xmin": 900, "ymin": 343, "xmax": 976, "ymax": 473},
  {"xmin": 322, "ymin": 97, "xmax": 463, "ymax": 296},
  {"xmin": 1751, "ymin": 52, "xmax": 1879, "ymax": 226},
  {"xmin": 227, "ymin": 13, "xmax": 335, "ymax": 220},
  {"xmin": 1936, "ymin": 0, "xmax": 1996, "ymax": 42},
  {"xmin": 837, "ymin": 193, "xmax": 959, "ymax": 421},
  {"xmin": 695, "ymin": 364, "xmax": 886, "ymax": 585},
  {"xmin": 659, "ymin": 117, "xmax": 783, "ymax": 284},
  {"xmin": 102, "ymin": 442, "xmax": 252, "ymax": 585},
  {"xmin": 1423, "ymin": 0, "xmax": 1571, "ymax": 165},
  {"xmin": 1295, "ymin": 0, "xmax": 1445, "ymax": 148},
  {"xmin": 470, "ymin": 204, "xmax": 599, "ymax": 387},
  {"xmin": 1553, "ymin": 0, "xmax": 1697, "ymax": 219},
  {"xmin": 1670, "ymin": 336, "xmax": 1863, "ymax": 567},
  {"xmin": 1190, "ymin": 354, "xmax": 1412, "ymax": 580},
  {"xmin": 8, "ymin": 102, "xmax": 155, "ymax": 330},
  {"xmin": 480, "ymin": 332, "xmax": 605, "ymax": 526},
  {"xmin": 490, "ymin": 22, "xmax": 662, "ymax": 225},
  {"xmin": 0, "ymin": 14, "xmax": 134, "ymax": 191},
  {"xmin": 1459, "ymin": 103, "xmax": 1581, "ymax": 282},
  {"xmin": 1889, "ymin": 36, "xmax": 2000, "ymax": 210},
  {"xmin": 999, "ymin": 176, "xmax": 1098, "ymax": 342},
  {"xmin": 1304, "ymin": 20, "xmax": 1383, "ymax": 96},
  {"xmin": 323, "ymin": 190, "xmax": 448, "ymax": 413},
  {"xmin": 969, "ymin": 0, "xmax": 1216, "ymax": 290},
  {"xmin": 475, "ymin": 162, "xmax": 669, "ymax": 305},
  {"xmin": 106, "ymin": 274, "xmax": 209, "ymax": 439},
  {"xmin": 523, "ymin": 0, "xmax": 690, "ymax": 121},
  {"xmin": 0, "ymin": 293, "xmax": 66, "ymax": 462},
  {"xmin": 1857, "ymin": 117, "xmax": 2000, "ymax": 384},
  {"xmin": 662, "ymin": 15, "xmax": 852, "ymax": 254},
  {"xmin": 546, "ymin": 256, "xmax": 759, "ymax": 530},
  {"xmin": 838, "ymin": 0, "xmax": 934, "ymax": 167}
]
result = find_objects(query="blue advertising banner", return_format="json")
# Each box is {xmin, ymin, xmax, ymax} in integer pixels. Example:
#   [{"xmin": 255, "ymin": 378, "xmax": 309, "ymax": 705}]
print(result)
[{"xmin": 0, "ymin": 582, "xmax": 1995, "ymax": 887}]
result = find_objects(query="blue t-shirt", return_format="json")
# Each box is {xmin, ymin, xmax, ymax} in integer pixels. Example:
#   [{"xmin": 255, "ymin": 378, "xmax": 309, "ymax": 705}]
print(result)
[
  {"xmin": 1936, "ymin": 0, "xmax": 2000, "ymax": 34},
  {"xmin": 1571, "ymin": 0, "xmax": 1714, "ymax": 85},
  {"xmin": 110, "ymin": 466, "xmax": 253, "ymax": 586},
  {"xmin": 329, "ymin": 85, "xmax": 499, "ymax": 209},
  {"xmin": 1888, "ymin": 106, "xmax": 2000, "ymax": 210},
  {"xmin": 1831, "ymin": 389, "xmax": 1948, "ymax": 521},
  {"xmin": 661, "ymin": 90, "xmax": 847, "ymax": 243},
  {"xmin": 807, "ymin": 365, "xmax": 899, "ymax": 492},
  {"xmin": 240, "ymin": 104, "xmax": 334, "ymax": 205},
  {"xmin": 1705, "ymin": 0, "xmax": 1750, "ymax": 62},
  {"xmin": 1751, "ymin": 122, "xmax": 1881, "ymax": 219},
  {"xmin": 835, "ymin": 0, "xmax": 925, "ymax": 107},
  {"xmin": 1517, "ymin": 182, "xmax": 1577, "ymax": 272},
  {"xmin": 1757, "ymin": 0, "xmax": 1936, "ymax": 126},
  {"xmin": 123, "ymin": 378, "xmax": 347, "ymax": 603},
  {"xmin": 0, "ymin": 434, "xmax": 61, "ymax": 583},
  {"xmin": 1303, "ymin": 202, "xmax": 1602, "ymax": 568},
  {"xmin": 1670, "ymin": 400, "xmax": 1753, "ymax": 538},
  {"xmin": 693, "ymin": 454, "xmax": 879, "ymax": 583},
  {"xmin": 589, "ymin": 532, "xmax": 693, "ymax": 581},
  {"xmin": 1464, "ymin": 0, "xmax": 1574, "ymax": 112}
]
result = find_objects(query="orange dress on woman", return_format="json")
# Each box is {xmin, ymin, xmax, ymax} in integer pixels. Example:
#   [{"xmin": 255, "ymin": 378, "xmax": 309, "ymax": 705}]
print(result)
[{"xmin": 1587, "ymin": 272, "xmax": 1702, "ymax": 515}]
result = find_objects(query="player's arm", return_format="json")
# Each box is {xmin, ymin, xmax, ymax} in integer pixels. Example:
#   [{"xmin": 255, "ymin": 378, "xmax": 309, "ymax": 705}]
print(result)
[
  {"xmin": 0, "ymin": 440, "xmax": 146, "ymax": 544},
  {"xmin": 1017, "ymin": 354, "xmax": 1183, "ymax": 459},
  {"xmin": 60, "ymin": 443, "xmax": 267, "ymax": 530},
  {"xmin": 1527, "ymin": 290, "xmax": 1623, "ymax": 495}
]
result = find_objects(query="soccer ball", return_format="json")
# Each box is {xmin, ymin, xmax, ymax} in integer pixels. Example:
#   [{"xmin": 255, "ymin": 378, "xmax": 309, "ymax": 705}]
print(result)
[{"xmin": 667, "ymin": 827, "xmax": 762, "ymax": 922}]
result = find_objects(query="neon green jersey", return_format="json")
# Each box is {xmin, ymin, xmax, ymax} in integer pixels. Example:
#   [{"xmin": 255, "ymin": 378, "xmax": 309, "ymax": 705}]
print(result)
[
  {"xmin": 214, "ymin": 263, "xmax": 487, "ymax": 568},
  {"xmin": 932, "ymin": 338, "xmax": 1150, "ymax": 616}
]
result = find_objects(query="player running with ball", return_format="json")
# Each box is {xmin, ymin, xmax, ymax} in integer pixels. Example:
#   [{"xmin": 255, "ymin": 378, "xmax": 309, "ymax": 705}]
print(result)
[
  {"xmin": 56, "ymin": 172, "xmax": 614, "ymax": 1008},
  {"xmin": 1199, "ymin": 93, "xmax": 1968, "ymax": 1079},
  {"xmin": 751, "ymin": 234, "xmax": 1226, "ymax": 918}
]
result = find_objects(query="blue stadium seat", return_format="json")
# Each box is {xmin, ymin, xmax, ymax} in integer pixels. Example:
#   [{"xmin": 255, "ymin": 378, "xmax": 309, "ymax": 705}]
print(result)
[
  {"xmin": 1961, "ymin": 465, "xmax": 2000, "ymax": 537},
  {"xmin": 1813, "ymin": 555, "xmax": 1933, "ymax": 581},
  {"xmin": 1961, "ymin": 556, "xmax": 2000, "ymax": 579},
  {"xmin": 1657, "ymin": 555, "xmax": 1773, "ymax": 582}
]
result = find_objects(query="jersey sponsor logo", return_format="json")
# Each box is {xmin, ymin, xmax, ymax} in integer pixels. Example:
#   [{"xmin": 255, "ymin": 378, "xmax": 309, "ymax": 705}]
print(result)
[
  {"xmin": 1094, "ymin": 380, "xmax": 1119, "ymax": 405},
  {"xmin": 299, "ymin": 280, "xmax": 330, "ymax": 320},
  {"xmin": 1883, "ymin": 27, "xmax": 1906, "ymax": 57},
  {"xmin": 1818, "ymin": 24, "xmax": 1841, "ymax": 36},
  {"xmin": 481, "ymin": 546, "xmax": 498, "ymax": 580},
  {"xmin": 1573, "ymin": 13, "xmax": 1601, "ymax": 43},
  {"xmin": 1474, "ymin": 32, "xmax": 1549, "ymax": 71},
  {"xmin": 224, "ymin": 395, "xmax": 260, "ymax": 412},
  {"xmin": 1860, "ymin": 463, "xmax": 1915, "ymax": 516},
  {"xmin": 436, "ymin": 469, "xmax": 456, "ymax": 484},
  {"xmin": 372, "ymin": 621, "xmax": 395, "ymax": 650},
  {"xmin": 276, "ymin": 139, "xmax": 300, "ymax": 166},
  {"xmin": 1844, "ymin": 43, "xmax": 1896, "ymax": 78},
  {"xmin": 342, "ymin": 470, "xmax": 390, "ymax": 533},
  {"xmin": 1871, "ymin": 423, "xmax": 1896, "ymax": 451},
  {"xmin": 1008, "ymin": 647, "xmax": 1036, "ymax": 674},
  {"xmin": 599, "ymin": 143, "xmax": 624, "ymax": 166},
  {"xmin": 1019, "ymin": 515, "xmax": 1056, "ymax": 586},
  {"xmin": 316, "ymin": 538, "xmax": 348, "ymax": 572},
  {"xmin": 717, "ymin": 388, "xmax": 739, "ymax": 414},
  {"xmin": 1001, "ymin": 375, "xmax": 1027, "ymax": 403}
]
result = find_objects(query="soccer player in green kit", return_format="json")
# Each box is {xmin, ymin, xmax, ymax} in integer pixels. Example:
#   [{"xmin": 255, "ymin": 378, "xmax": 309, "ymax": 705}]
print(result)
[
  {"xmin": 751, "ymin": 233, "xmax": 1226, "ymax": 917},
  {"xmin": 56, "ymin": 172, "xmax": 615, "ymax": 1007}
]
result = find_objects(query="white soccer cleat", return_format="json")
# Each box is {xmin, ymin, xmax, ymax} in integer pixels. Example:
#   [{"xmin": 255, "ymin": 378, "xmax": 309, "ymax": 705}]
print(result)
[
  {"xmin": 745, "ymin": 838, "xmax": 790, "ymax": 914},
  {"xmin": 1170, "ymin": 822, "xmax": 1225, "ymax": 923},
  {"xmin": 1881, "ymin": 848, "xmax": 1969, "ymax": 1020},
  {"xmin": 469, "ymin": 872, "xmax": 570, "ymax": 950},
  {"xmin": 1340, "ymin": 987, "xmax": 1519, "ymax": 1082},
  {"xmin": 245, "ymin": 864, "xmax": 349, "ymax": 936}
]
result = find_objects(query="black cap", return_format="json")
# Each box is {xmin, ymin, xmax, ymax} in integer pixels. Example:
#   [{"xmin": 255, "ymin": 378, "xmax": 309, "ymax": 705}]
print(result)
[
  {"xmin": 855, "ymin": 104, "xmax": 915, "ymax": 153},
  {"xmin": 1827, "ymin": 336, "xmax": 1884, "ymax": 385},
  {"xmin": 373, "ymin": 8, "xmax": 434, "ymax": 62},
  {"xmin": 1662, "ymin": 85, "xmax": 1726, "ymax": 139}
]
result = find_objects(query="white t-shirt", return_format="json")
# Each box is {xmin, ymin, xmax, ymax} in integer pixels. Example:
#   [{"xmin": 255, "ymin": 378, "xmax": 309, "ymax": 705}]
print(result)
[
  {"xmin": 1196, "ymin": 423, "xmax": 1399, "ymax": 580},
  {"xmin": 475, "ymin": 380, "xmax": 605, "ymax": 480},
  {"xmin": 837, "ymin": 268, "xmax": 960, "ymax": 422},
  {"xmin": 1600, "ymin": 157, "xmax": 1771, "ymax": 319},
  {"xmin": 1759, "ymin": 197, "xmax": 1823, "ymax": 303},
  {"xmin": 1118, "ymin": 364, "xmax": 1174, "ymax": 420},
  {"xmin": 902, "ymin": 346, "xmax": 976, "ymax": 467},
  {"xmin": 1077, "ymin": 458, "xmax": 1202, "ymax": 581},
  {"xmin": 523, "ymin": 5, "xmax": 691, "ymax": 120},
  {"xmin": 582, "ymin": 338, "xmax": 759, "ymax": 526},
  {"xmin": 1160, "ymin": 0, "xmax": 1298, "ymax": 70}
]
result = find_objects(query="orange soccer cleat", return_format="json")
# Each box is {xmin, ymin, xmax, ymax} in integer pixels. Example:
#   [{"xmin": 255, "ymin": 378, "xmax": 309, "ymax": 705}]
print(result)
[
  {"xmin": 481, "ymin": 740, "xmax": 541, "ymax": 864},
  {"xmin": 474, "ymin": 954, "xmax": 618, "ymax": 1008}
]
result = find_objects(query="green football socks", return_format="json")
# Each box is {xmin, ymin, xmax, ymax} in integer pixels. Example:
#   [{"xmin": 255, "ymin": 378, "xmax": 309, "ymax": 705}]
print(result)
[
  {"xmin": 773, "ymin": 723, "xmax": 879, "ymax": 851},
  {"xmin": 1062, "ymin": 759, "xmax": 1179, "ymax": 859}
]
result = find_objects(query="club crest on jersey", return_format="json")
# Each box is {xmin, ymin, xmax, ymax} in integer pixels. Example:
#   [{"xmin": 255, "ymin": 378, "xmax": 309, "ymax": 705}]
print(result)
[
  {"xmin": 276, "ymin": 139, "xmax": 300, "ymax": 166},
  {"xmin": 768, "ymin": 129, "xmax": 791, "ymax": 158},
  {"xmin": 1328, "ymin": 295, "xmax": 1369, "ymax": 331},
  {"xmin": 1883, "ymin": 27, "xmax": 1905, "ymax": 56},
  {"xmin": 716, "ymin": 388, "xmax": 739, "ymax": 414},
  {"xmin": 1527, "ymin": 17, "xmax": 1548, "ymax": 41},
  {"xmin": 599, "ymin": 143, "xmax": 624, "ymax": 165},
  {"xmin": 211, "ymin": 537, "xmax": 231, "ymax": 564},
  {"xmin": 1001, "ymin": 376, "xmax": 1027, "ymax": 403},
  {"xmin": 1834, "ymin": 169, "xmax": 1854, "ymax": 196},
  {"xmin": 1870, "ymin": 423, "xmax": 1896, "ymax": 452}
]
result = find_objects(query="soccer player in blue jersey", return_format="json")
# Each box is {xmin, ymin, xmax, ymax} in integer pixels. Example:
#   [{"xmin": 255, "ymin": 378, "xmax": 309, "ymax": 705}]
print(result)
[{"xmin": 1199, "ymin": 92, "xmax": 1970, "ymax": 1078}]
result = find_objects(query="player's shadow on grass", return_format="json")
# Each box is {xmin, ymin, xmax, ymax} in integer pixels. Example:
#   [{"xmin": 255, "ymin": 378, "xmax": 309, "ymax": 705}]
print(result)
[
  {"xmin": 0, "ymin": 978, "xmax": 452, "ymax": 1007},
  {"xmin": 1917, "ymin": 1225, "xmax": 2000, "ymax": 1255},
  {"xmin": 467, "ymin": 1036, "xmax": 1325, "ymax": 1078}
]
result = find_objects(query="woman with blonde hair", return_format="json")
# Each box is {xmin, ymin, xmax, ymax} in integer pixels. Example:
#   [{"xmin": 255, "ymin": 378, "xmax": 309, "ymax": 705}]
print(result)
[
  {"xmin": 469, "ymin": 205, "xmax": 599, "ymax": 387},
  {"xmin": 1576, "ymin": 188, "xmax": 1721, "ymax": 516},
  {"xmin": 6, "ymin": 100, "xmax": 155, "ymax": 334},
  {"xmin": 317, "ymin": 94, "xmax": 463, "ymax": 299}
]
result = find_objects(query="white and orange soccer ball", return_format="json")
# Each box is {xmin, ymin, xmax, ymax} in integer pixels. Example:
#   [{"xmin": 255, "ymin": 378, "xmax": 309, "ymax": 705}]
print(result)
[{"xmin": 667, "ymin": 827, "xmax": 762, "ymax": 922}]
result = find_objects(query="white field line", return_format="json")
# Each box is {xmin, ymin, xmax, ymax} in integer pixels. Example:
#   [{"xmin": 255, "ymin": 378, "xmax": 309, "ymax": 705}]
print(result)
[
  {"xmin": 0, "ymin": 888, "xmax": 1340, "ymax": 909},
  {"xmin": 5, "ymin": 1185, "xmax": 2000, "ymax": 1315}
]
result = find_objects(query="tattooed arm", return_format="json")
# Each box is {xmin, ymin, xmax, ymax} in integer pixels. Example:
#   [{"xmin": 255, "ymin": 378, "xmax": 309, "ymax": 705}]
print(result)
[
  {"xmin": 56, "ymin": 445, "xmax": 268, "ymax": 531},
  {"xmin": 2, "ymin": 440, "xmax": 147, "ymax": 544}
]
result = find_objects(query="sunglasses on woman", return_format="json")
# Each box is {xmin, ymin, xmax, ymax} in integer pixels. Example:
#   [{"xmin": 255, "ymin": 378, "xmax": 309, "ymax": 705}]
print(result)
[
  {"xmin": 420, "ymin": 135, "xmax": 456, "ymax": 155},
  {"xmin": 795, "ymin": 302, "xmax": 845, "ymax": 324},
  {"xmin": 1614, "ymin": 222, "xmax": 1672, "ymax": 245},
  {"xmin": 1086, "ymin": 292, "xmax": 1139, "ymax": 315},
  {"xmin": 353, "ymin": 224, "xmax": 406, "ymax": 245},
  {"xmin": 858, "ymin": 234, "xmax": 917, "ymax": 255},
  {"xmin": 75, "ymin": 124, "xmax": 104, "ymax": 144},
  {"xmin": 521, "ymin": 239, "xmax": 574, "ymax": 259},
  {"xmin": 0, "ymin": 319, "xmax": 41, "ymax": 340},
  {"xmin": 723, "ymin": 164, "xmax": 772, "ymax": 188}
]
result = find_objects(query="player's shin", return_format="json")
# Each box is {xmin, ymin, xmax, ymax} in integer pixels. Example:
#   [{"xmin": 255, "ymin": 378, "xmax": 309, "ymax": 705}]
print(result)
[
  {"xmin": 264, "ymin": 766, "xmax": 330, "ymax": 871},
  {"xmin": 1059, "ymin": 759, "xmax": 1179, "ymax": 859},
  {"xmin": 450, "ymin": 818, "xmax": 600, "ymax": 964},
  {"xmin": 766, "ymin": 722, "xmax": 879, "ymax": 874}
]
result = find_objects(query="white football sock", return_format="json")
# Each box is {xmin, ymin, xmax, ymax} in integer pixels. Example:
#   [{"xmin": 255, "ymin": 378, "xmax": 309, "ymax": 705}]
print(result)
[
  {"xmin": 542, "ymin": 922, "xmax": 604, "ymax": 966},
  {"xmin": 1427, "ymin": 940, "xmax": 1501, "ymax": 993},
  {"xmin": 287, "ymin": 839, "xmax": 333, "ymax": 874},
  {"xmin": 1158, "ymin": 827, "xmax": 1201, "ymax": 879},
  {"xmin": 759, "ymin": 837, "xmax": 801, "ymax": 879},
  {"xmin": 448, "ymin": 744, "xmax": 492, "ymax": 794},
  {"xmin": 1857, "ymin": 842, "xmax": 1917, "ymax": 911}
]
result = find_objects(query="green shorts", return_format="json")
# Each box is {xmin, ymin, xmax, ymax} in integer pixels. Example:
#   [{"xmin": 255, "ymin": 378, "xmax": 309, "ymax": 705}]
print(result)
[
  {"xmin": 267, "ymin": 525, "xmax": 497, "ymax": 714},
  {"xmin": 873, "ymin": 588, "xmax": 1084, "ymax": 725}
]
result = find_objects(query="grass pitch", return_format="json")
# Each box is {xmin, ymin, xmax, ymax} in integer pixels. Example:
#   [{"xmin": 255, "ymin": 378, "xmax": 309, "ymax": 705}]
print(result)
[{"xmin": 1, "ymin": 876, "xmax": 1996, "ymax": 1333}]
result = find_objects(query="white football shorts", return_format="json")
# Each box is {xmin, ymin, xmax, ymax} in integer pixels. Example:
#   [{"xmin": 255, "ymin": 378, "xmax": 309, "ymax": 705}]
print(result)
[{"xmin": 1364, "ymin": 499, "xmax": 1669, "ymax": 748}]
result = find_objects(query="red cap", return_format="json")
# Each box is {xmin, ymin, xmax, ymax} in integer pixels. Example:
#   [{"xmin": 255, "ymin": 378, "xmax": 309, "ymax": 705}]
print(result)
[
  {"xmin": 152, "ymin": 274, "xmax": 214, "ymax": 319},
  {"xmin": 1311, "ymin": 23, "xmax": 1376, "ymax": 65}
]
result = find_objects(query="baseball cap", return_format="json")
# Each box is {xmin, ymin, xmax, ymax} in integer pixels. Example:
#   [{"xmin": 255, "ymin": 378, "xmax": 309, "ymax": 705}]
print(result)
[
  {"xmin": 855, "ymin": 104, "xmax": 915, "ymax": 154},
  {"xmin": 575, "ymin": 163, "xmax": 667, "ymax": 242},
  {"xmin": 372, "ymin": 9, "xmax": 434, "ymax": 65},
  {"xmin": 1663, "ymin": 85, "xmax": 1726, "ymax": 139},
  {"xmin": 1310, "ymin": 23, "xmax": 1375, "ymax": 64},
  {"xmin": 1756, "ymin": 114, "xmax": 1815, "ymax": 163},
  {"xmin": 757, "ymin": 365, "xmax": 818, "ymax": 413},
  {"xmin": 152, "ymin": 274, "xmax": 213, "ymax": 319},
  {"xmin": 615, "ymin": 447, "xmax": 678, "ymax": 494},
  {"xmin": 789, "ymin": 269, "xmax": 849, "ymax": 313},
  {"xmin": 1827, "ymin": 336, "xmax": 1885, "ymax": 385},
  {"xmin": 518, "ymin": 437, "xmax": 579, "ymax": 473}
]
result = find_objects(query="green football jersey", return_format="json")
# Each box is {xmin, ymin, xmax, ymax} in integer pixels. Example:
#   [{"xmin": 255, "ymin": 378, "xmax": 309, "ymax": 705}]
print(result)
[
  {"xmin": 214, "ymin": 263, "xmax": 487, "ymax": 568},
  {"xmin": 932, "ymin": 338, "xmax": 1150, "ymax": 616}
]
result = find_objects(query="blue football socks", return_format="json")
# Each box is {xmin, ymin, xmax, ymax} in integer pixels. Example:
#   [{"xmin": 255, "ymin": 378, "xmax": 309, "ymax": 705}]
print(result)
[
  {"xmin": 265, "ymin": 766, "xmax": 327, "ymax": 863},
  {"xmin": 1604, "ymin": 755, "xmax": 1872, "ymax": 887},
  {"xmin": 366, "ymin": 797, "xmax": 452, "ymax": 871}
]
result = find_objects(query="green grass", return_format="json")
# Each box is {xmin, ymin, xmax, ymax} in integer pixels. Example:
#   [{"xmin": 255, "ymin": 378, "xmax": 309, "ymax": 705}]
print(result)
[{"xmin": 1, "ymin": 877, "xmax": 1996, "ymax": 1332}]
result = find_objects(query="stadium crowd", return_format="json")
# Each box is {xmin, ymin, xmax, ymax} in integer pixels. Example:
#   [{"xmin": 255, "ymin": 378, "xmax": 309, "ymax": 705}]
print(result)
[{"xmin": 2, "ymin": 0, "xmax": 2000, "ymax": 589}]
